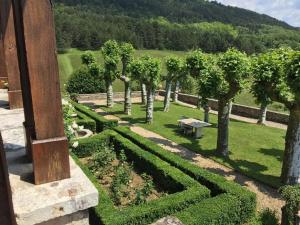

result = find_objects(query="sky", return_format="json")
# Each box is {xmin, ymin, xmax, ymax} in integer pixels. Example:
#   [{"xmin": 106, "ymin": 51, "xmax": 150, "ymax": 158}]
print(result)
[{"xmin": 212, "ymin": 0, "xmax": 300, "ymax": 27}]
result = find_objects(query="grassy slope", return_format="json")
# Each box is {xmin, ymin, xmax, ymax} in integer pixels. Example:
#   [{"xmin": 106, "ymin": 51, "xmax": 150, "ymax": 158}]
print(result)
[
  {"xmin": 103, "ymin": 101, "xmax": 286, "ymax": 188},
  {"xmin": 58, "ymin": 49, "xmax": 287, "ymax": 113}
]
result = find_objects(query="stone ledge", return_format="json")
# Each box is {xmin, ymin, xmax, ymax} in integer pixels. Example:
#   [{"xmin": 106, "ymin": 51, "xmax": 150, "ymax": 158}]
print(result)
[{"xmin": 6, "ymin": 148, "xmax": 98, "ymax": 225}]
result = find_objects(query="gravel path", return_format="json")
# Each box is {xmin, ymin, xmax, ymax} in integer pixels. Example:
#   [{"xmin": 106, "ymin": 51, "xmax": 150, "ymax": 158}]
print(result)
[{"xmin": 81, "ymin": 98, "xmax": 286, "ymax": 218}]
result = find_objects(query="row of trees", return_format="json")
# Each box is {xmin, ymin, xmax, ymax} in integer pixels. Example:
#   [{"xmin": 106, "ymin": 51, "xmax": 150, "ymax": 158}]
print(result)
[
  {"xmin": 71, "ymin": 40, "xmax": 300, "ymax": 185},
  {"xmin": 180, "ymin": 48, "xmax": 300, "ymax": 185}
]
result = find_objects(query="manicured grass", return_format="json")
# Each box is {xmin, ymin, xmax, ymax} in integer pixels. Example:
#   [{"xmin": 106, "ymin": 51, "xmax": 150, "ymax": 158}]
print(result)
[{"xmin": 102, "ymin": 101, "xmax": 286, "ymax": 188}]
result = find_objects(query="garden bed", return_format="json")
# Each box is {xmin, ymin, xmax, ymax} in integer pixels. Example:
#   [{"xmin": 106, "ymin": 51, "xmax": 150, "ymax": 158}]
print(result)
[{"xmin": 72, "ymin": 130, "xmax": 210, "ymax": 225}]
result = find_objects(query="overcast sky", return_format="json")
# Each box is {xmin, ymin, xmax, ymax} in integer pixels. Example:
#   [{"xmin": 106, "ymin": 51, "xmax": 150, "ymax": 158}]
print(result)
[{"xmin": 212, "ymin": 0, "xmax": 300, "ymax": 27}]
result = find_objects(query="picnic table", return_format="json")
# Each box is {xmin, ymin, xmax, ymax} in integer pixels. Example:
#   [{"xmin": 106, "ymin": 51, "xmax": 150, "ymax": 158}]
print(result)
[{"xmin": 178, "ymin": 118, "xmax": 212, "ymax": 139}]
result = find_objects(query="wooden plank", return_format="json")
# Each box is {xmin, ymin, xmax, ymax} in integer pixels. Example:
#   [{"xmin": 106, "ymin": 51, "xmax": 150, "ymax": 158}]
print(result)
[
  {"xmin": 0, "ymin": 0, "xmax": 23, "ymax": 108},
  {"xmin": 11, "ymin": 0, "xmax": 70, "ymax": 184},
  {"xmin": 32, "ymin": 137, "xmax": 70, "ymax": 185},
  {"xmin": 0, "ymin": 133, "xmax": 16, "ymax": 225}
]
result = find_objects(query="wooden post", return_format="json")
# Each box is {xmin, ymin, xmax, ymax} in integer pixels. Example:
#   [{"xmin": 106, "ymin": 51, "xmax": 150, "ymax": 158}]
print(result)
[
  {"xmin": 0, "ymin": 40, "xmax": 8, "ymax": 89},
  {"xmin": 0, "ymin": 133, "xmax": 16, "ymax": 225},
  {"xmin": 0, "ymin": 0, "xmax": 23, "ymax": 109},
  {"xmin": 11, "ymin": 0, "xmax": 70, "ymax": 184}
]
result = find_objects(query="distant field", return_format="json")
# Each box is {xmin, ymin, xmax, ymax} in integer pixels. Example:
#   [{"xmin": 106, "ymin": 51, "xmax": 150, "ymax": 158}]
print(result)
[{"xmin": 58, "ymin": 49, "xmax": 288, "ymax": 114}]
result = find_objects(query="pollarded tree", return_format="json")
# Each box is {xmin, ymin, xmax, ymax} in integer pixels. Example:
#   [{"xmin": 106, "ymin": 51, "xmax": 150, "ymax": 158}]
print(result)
[
  {"xmin": 253, "ymin": 49, "xmax": 300, "ymax": 184},
  {"xmin": 186, "ymin": 50, "xmax": 211, "ymax": 122},
  {"xmin": 163, "ymin": 57, "xmax": 183, "ymax": 112},
  {"xmin": 129, "ymin": 59, "xmax": 146, "ymax": 105},
  {"xmin": 216, "ymin": 48, "xmax": 250, "ymax": 157},
  {"xmin": 102, "ymin": 40, "xmax": 120, "ymax": 108},
  {"xmin": 142, "ymin": 56, "xmax": 162, "ymax": 124},
  {"xmin": 81, "ymin": 51, "xmax": 96, "ymax": 66},
  {"xmin": 251, "ymin": 55, "xmax": 273, "ymax": 125},
  {"xmin": 120, "ymin": 42, "xmax": 135, "ymax": 115}
]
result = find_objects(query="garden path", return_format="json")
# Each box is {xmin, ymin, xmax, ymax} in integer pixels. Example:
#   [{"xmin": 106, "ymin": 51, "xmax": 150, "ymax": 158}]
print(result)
[{"xmin": 85, "ymin": 100, "xmax": 285, "ymax": 219}]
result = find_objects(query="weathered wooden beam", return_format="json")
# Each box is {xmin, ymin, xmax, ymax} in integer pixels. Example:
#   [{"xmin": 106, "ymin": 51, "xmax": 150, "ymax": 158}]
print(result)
[
  {"xmin": 11, "ymin": 0, "xmax": 70, "ymax": 184},
  {"xmin": 0, "ymin": 133, "xmax": 16, "ymax": 225},
  {"xmin": 0, "ymin": 0, "xmax": 22, "ymax": 109},
  {"xmin": 0, "ymin": 38, "xmax": 8, "ymax": 89}
]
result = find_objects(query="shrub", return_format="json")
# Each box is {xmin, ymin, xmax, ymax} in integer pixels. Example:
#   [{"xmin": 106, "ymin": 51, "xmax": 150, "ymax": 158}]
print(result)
[
  {"xmin": 72, "ymin": 101, "xmax": 118, "ymax": 132},
  {"xmin": 66, "ymin": 66, "xmax": 105, "ymax": 94},
  {"xmin": 72, "ymin": 129, "xmax": 210, "ymax": 225},
  {"xmin": 75, "ymin": 110, "xmax": 97, "ymax": 132},
  {"xmin": 280, "ymin": 185, "xmax": 300, "ymax": 225},
  {"xmin": 114, "ymin": 126, "xmax": 256, "ymax": 224}
]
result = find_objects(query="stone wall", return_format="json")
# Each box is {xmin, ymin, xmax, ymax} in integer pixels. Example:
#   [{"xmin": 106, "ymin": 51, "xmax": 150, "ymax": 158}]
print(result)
[
  {"xmin": 158, "ymin": 91, "xmax": 289, "ymax": 125},
  {"xmin": 78, "ymin": 91, "xmax": 142, "ymax": 101},
  {"xmin": 78, "ymin": 91, "xmax": 289, "ymax": 125}
]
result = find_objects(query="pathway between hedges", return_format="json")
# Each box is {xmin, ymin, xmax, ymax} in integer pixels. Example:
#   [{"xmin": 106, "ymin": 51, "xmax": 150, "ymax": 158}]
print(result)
[{"xmin": 80, "ymin": 98, "xmax": 285, "ymax": 219}]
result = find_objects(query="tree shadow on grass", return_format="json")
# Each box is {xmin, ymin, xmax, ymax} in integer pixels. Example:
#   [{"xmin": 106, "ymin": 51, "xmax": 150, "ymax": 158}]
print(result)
[{"xmin": 258, "ymin": 148, "xmax": 284, "ymax": 162}]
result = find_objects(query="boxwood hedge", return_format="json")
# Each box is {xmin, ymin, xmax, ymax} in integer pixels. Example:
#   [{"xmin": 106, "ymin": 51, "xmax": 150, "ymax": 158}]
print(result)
[
  {"xmin": 72, "ymin": 130, "xmax": 210, "ymax": 225},
  {"xmin": 72, "ymin": 101, "xmax": 118, "ymax": 132},
  {"xmin": 113, "ymin": 126, "xmax": 256, "ymax": 224},
  {"xmin": 75, "ymin": 110, "xmax": 97, "ymax": 132}
]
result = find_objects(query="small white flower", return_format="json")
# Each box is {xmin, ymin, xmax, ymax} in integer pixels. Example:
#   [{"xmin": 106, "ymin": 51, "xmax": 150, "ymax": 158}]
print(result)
[
  {"xmin": 72, "ymin": 141, "xmax": 79, "ymax": 148},
  {"xmin": 72, "ymin": 121, "xmax": 79, "ymax": 130},
  {"xmin": 79, "ymin": 126, "xmax": 84, "ymax": 131}
]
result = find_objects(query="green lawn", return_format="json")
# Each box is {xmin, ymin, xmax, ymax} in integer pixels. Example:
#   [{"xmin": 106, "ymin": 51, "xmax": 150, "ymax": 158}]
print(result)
[{"xmin": 102, "ymin": 101, "xmax": 286, "ymax": 188}]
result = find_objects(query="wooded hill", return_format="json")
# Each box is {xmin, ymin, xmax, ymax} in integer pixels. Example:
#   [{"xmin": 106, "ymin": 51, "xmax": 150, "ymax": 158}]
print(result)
[{"xmin": 53, "ymin": 0, "xmax": 300, "ymax": 53}]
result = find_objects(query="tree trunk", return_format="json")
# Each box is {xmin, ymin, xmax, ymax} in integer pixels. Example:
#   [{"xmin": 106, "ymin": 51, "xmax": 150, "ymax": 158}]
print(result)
[
  {"xmin": 228, "ymin": 101, "xmax": 233, "ymax": 115},
  {"xmin": 216, "ymin": 99, "xmax": 231, "ymax": 157},
  {"xmin": 257, "ymin": 102, "xmax": 268, "ymax": 125},
  {"xmin": 204, "ymin": 102, "xmax": 210, "ymax": 123},
  {"xmin": 141, "ymin": 83, "xmax": 147, "ymax": 105},
  {"xmin": 281, "ymin": 106, "xmax": 300, "ymax": 185},
  {"xmin": 124, "ymin": 81, "xmax": 132, "ymax": 115},
  {"xmin": 146, "ymin": 87, "xmax": 154, "ymax": 124},
  {"xmin": 163, "ymin": 81, "xmax": 172, "ymax": 112},
  {"xmin": 197, "ymin": 95, "xmax": 202, "ymax": 110},
  {"xmin": 173, "ymin": 80, "xmax": 180, "ymax": 103},
  {"xmin": 107, "ymin": 81, "xmax": 114, "ymax": 108}
]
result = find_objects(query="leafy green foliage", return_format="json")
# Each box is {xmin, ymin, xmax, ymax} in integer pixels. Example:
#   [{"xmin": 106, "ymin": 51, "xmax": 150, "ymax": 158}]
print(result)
[
  {"xmin": 186, "ymin": 50, "xmax": 207, "ymax": 78},
  {"xmin": 165, "ymin": 56, "xmax": 183, "ymax": 81},
  {"xmin": 217, "ymin": 48, "xmax": 250, "ymax": 99},
  {"xmin": 142, "ymin": 56, "xmax": 162, "ymax": 88},
  {"xmin": 102, "ymin": 40, "xmax": 121, "ymax": 83},
  {"xmin": 81, "ymin": 51, "xmax": 96, "ymax": 65},
  {"xmin": 280, "ymin": 185, "xmax": 300, "ymax": 225},
  {"xmin": 120, "ymin": 42, "xmax": 135, "ymax": 73},
  {"xmin": 128, "ymin": 59, "xmax": 144, "ymax": 81},
  {"xmin": 285, "ymin": 51, "xmax": 300, "ymax": 99},
  {"xmin": 66, "ymin": 66, "xmax": 105, "ymax": 94}
]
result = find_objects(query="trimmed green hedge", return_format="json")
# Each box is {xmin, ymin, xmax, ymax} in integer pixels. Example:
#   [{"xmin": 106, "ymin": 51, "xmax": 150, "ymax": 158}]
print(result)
[
  {"xmin": 73, "ymin": 130, "xmax": 210, "ymax": 225},
  {"xmin": 75, "ymin": 110, "xmax": 96, "ymax": 132},
  {"xmin": 114, "ymin": 126, "xmax": 256, "ymax": 224},
  {"xmin": 72, "ymin": 101, "xmax": 118, "ymax": 132}
]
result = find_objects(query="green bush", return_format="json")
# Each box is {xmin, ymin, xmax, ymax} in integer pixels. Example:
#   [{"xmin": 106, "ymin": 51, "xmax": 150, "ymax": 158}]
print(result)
[
  {"xmin": 66, "ymin": 66, "xmax": 105, "ymax": 94},
  {"xmin": 72, "ymin": 129, "xmax": 210, "ymax": 225},
  {"xmin": 114, "ymin": 126, "xmax": 256, "ymax": 224},
  {"xmin": 72, "ymin": 101, "xmax": 118, "ymax": 132},
  {"xmin": 280, "ymin": 185, "xmax": 300, "ymax": 225},
  {"xmin": 75, "ymin": 110, "xmax": 97, "ymax": 132}
]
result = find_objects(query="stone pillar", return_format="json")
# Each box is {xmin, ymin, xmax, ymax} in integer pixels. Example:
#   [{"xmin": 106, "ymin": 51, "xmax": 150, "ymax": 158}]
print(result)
[
  {"xmin": 0, "ymin": 0, "xmax": 23, "ymax": 109},
  {"xmin": 10, "ymin": 0, "xmax": 70, "ymax": 184}
]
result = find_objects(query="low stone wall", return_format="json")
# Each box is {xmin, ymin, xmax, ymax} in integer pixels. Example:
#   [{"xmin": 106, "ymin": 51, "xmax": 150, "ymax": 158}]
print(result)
[
  {"xmin": 78, "ymin": 91, "xmax": 289, "ymax": 125},
  {"xmin": 78, "ymin": 91, "xmax": 142, "ymax": 101},
  {"xmin": 158, "ymin": 91, "xmax": 289, "ymax": 125}
]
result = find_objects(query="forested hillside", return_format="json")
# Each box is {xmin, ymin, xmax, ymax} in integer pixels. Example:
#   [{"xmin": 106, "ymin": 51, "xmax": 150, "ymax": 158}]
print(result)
[{"xmin": 53, "ymin": 0, "xmax": 300, "ymax": 53}]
